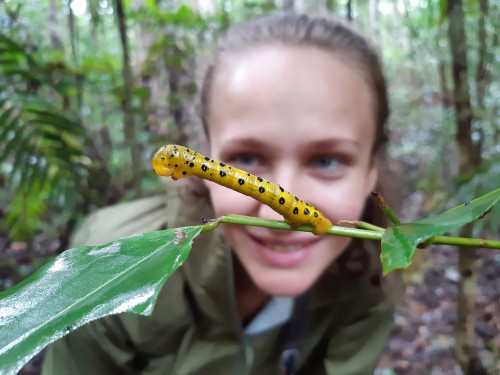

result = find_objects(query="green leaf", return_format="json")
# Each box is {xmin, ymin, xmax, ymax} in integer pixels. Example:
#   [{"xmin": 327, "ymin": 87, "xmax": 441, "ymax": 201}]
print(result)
[
  {"xmin": 426, "ymin": 0, "xmax": 434, "ymax": 27},
  {"xmin": 0, "ymin": 106, "xmax": 18, "ymax": 142},
  {"xmin": 381, "ymin": 188, "xmax": 500, "ymax": 274},
  {"xmin": 28, "ymin": 108, "xmax": 85, "ymax": 135},
  {"xmin": 453, "ymin": 158, "xmax": 500, "ymax": 234},
  {"xmin": 81, "ymin": 53, "xmax": 120, "ymax": 74},
  {"xmin": 144, "ymin": 0, "xmax": 158, "ymax": 11},
  {"xmin": 4, "ymin": 186, "xmax": 46, "ymax": 239},
  {"xmin": 0, "ymin": 129, "xmax": 27, "ymax": 165},
  {"xmin": 9, "ymin": 137, "xmax": 36, "ymax": 183},
  {"xmin": 0, "ymin": 226, "xmax": 204, "ymax": 374},
  {"xmin": 438, "ymin": 0, "xmax": 448, "ymax": 24},
  {"xmin": 132, "ymin": 86, "xmax": 150, "ymax": 101}
]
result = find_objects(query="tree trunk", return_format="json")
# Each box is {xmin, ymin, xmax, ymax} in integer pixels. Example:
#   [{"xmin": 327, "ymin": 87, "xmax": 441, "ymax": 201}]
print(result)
[
  {"xmin": 67, "ymin": 0, "xmax": 77, "ymax": 64},
  {"xmin": 447, "ymin": 0, "xmax": 480, "ymax": 174},
  {"xmin": 491, "ymin": 23, "xmax": 499, "ymax": 145},
  {"xmin": 48, "ymin": 0, "xmax": 64, "ymax": 50},
  {"xmin": 475, "ymin": 0, "xmax": 488, "ymax": 111},
  {"xmin": 165, "ymin": 43, "xmax": 189, "ymax": 146},
  {"xmin": 437, "ymin": 61, "xmax": 451, "ymax": 108},
  {"xmin": 446, "ymin": 1, "xmax": 486, "ymax": 374},
  {"xmin": 346, "ymin": 0, "xmax": 352, "ymax": 21},
  {"xmin": 87, "ymin": 0, "xmax": 101, "ymax": 46},
  {"xmin": 66, "ymin": 0, "xmax": 83, "ymax": 113},
  {"xmin": 49, "ymin": 0, "xmax": 70, "ymax": 111},
  {"xmin": 114, "ymin": 0, "xmax": 142, "ymax": 197}
]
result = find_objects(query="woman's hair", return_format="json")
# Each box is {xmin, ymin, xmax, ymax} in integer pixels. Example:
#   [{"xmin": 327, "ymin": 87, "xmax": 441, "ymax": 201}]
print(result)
[
  {"xmin": 201, "ymin": 12, "xmax": 389, "ymax": 154},
  {"xmin": 196, "ymin": 13, "xmax": 398, "ymax": 280}
]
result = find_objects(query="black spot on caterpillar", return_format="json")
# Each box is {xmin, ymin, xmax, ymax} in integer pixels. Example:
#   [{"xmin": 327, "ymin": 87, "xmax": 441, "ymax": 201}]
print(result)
[{"xmin": 152, "ymin": 145, "xmax": 333, "ymax": 235}]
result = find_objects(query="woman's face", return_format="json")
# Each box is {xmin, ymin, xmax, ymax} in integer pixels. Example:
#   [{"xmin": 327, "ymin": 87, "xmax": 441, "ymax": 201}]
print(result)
[{"xmin": 205, "ymin": 45, "xmax": 378, "ymax": 296}]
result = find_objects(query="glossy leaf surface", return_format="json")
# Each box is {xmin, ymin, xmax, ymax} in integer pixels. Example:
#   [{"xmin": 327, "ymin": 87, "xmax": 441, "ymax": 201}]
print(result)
[
  {"xmin": 0, "ymin": 226, "xmax": 203, "ymax": 375},
  {"xmin": 381, "ymin": 188, "xmax": 500, "ymax": 274}
]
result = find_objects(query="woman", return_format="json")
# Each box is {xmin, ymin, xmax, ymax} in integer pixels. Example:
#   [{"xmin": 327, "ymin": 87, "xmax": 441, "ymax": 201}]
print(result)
[{"xmin": 43, "ymin": 12, "xmax": 399, "ymax": 375}]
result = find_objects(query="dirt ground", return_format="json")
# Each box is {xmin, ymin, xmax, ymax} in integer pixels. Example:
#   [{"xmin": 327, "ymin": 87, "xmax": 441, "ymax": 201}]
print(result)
[
  {"xmin": 377, "ymin": 247, "xmax": 499, "ymax": 375},
  {"xmin": 2, "ymin": 238, "xmax": 499, "ymax": 375}
]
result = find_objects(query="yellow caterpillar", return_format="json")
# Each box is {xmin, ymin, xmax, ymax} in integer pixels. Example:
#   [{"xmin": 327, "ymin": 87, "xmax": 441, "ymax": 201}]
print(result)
[{"xmin": 152, "ymin": 145, "xmax": 332, "ymax": 235}]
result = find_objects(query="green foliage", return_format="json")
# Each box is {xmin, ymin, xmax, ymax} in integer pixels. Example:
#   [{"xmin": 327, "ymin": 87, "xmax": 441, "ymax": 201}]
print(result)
[
  {"xmin": 0, "ymin": 34, "xmax": 91, "ymax": 239},
  {"xmin": 383, "ymin": 0, "xmax": 499, "ymax": 219},
  {"xmin": 381, "ymin": 188, "xmax": 500, "ymax": 274},
  {"xmin": 452, "ymin": 157, "xmax": 500, "ymax": 234},
  {"xmin": 0, "ymin": 190, "xmax": 498, "ymax": 373},
  {"xmin": 128, "ymin": 3, "xmax": 226, "ymax": 155},
  {"xmin": 0, "ymin": 225, "xmax": 203, "ymax": 375}
]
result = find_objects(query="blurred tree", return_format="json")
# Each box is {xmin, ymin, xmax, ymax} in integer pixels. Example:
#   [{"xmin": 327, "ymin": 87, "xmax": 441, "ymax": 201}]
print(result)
[
  {"xmin": 114, "ymin": 0, "xmax": 143, "ymax": 197},
  {"xmin": 447, "ymin": 0, "xmax": 488, "ymax": 373},
  {"xmin": 0, "ymin": 2, "xmax": 122, "ymax": 246}
]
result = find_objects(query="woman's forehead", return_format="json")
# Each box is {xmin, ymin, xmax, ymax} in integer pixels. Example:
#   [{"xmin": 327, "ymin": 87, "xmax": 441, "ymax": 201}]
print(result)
[{"xmin": 208, "ymin": 46, "xmax": 376, "ymax": 145}]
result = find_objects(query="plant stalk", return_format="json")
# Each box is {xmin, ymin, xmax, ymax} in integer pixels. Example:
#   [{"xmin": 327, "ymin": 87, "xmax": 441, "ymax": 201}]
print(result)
[
  {"xmin": 372, "ymin": 191, "xmax": 401, "ymax": 225},
  {"xmin": 201, "ymin": 214, "xmax": 500, "ymax": 250}
]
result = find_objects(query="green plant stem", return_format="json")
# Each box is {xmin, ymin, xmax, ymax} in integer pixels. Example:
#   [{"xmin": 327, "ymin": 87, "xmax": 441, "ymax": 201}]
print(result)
[
  {"xmin": 431, "ymin": 235, "xmax": 500, "ymax": 248},
  {"xmin": 219, "ymin": 214, "xmax": 382, "ymax": 240},
  {"xmin": 371, "ymin": 191, "xmax": 401, "ymax": 225},
  {"xmin": 201, "ymin": 214, "xmax": 500, "ymax": 250},
  {"xmin": 338, "ymin": 220, "xmax": 386, "ymax": 233}
]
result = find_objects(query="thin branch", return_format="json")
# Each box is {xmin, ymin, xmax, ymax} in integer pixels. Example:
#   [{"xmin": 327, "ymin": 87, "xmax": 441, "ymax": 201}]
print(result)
[
  {"xmin": 432, "ymin": 234, "xmax": 500, "ymax": 248},
  {"xmin": 200, "ymin": 214, "xmax": 500, "ymax": 250},
  {"xmin": 337, "ymin": 220, "xmax": 385, "ymax": 233},
  {"xmin": 371, "ymin": 191, "xmax": 401, "ymax": 225},
  {"xmin": 217, "ymin": 214, "xmax": 382, "ymax": 240}
]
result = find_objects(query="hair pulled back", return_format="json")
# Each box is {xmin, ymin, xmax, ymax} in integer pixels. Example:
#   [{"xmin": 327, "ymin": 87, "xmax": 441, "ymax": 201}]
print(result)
[{"xmin": 201, "ymin": 12, "xmax": 389, "ymax": 153}]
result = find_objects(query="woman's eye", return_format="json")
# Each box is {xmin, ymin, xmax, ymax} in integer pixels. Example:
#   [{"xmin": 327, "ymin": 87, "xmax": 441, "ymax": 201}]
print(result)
[
  {"xmin": 311, "ymin": 156, "xmax": 342, "ymax": 170},
  {"xmin": 230, "ymin": 154, "xmax": 261, "ymax": 168}
]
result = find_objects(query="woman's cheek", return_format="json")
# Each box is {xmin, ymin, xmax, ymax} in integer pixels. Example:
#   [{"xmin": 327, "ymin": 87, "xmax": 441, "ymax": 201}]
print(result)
[{"xmin": 315, "ymin": 179, "xmax": 369, "ymax": 223}]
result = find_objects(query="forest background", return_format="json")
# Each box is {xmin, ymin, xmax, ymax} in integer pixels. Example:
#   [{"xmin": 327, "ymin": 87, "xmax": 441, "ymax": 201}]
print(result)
[{"xmin": 0, "ymin": 0, "xmax": 498, "ymax": 374}]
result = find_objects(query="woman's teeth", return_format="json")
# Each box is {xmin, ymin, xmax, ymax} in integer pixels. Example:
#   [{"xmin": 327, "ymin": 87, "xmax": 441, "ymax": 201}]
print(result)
[{"xmin": 266, "ymin": 244, "xmax": 304, "ymax": 252}]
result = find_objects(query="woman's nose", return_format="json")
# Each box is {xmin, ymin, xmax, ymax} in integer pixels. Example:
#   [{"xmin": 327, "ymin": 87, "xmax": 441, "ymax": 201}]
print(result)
[
  {"xmin": 256, "ymin": 168, "xmax": 300, "ymax": 221},
  {"xmin": 257, "ymin": 200, "xmax": 285, "ymax": 221}
]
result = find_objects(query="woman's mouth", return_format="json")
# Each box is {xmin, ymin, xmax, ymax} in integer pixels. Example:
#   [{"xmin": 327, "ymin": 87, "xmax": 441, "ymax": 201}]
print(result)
[
  {"xmin": 265, "ymin": 243, "xmax": 305, "ymax": 252},
  {"xmin": 250, "ymin": 235, "xmax": 319, "ymax": 267}
]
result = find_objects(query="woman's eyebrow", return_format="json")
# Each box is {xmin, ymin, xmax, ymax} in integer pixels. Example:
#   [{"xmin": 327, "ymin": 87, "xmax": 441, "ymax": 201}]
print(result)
[
  {"xmin": 307, "ymin": 138, "xmax": 361, "ymax": 151},
  {"xmin": 220, "ymin": 137, "xmax": 273, "ymax": 151}
]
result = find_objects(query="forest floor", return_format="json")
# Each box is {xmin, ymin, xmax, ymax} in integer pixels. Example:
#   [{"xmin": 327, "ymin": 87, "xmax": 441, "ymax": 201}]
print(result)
[
  {"xmin": 1, "ymin": 235, "xmax": 499, "ymax": 375},
  {"xmin": 377, "ymin": 247, "xmax": 499, "ymax": 375}
]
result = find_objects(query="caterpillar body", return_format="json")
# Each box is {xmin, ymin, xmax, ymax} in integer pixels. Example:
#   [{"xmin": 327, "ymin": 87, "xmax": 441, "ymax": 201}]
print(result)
[{"xmin": 152, "ymin": 145, "xmax": 333, "ymax": 235}]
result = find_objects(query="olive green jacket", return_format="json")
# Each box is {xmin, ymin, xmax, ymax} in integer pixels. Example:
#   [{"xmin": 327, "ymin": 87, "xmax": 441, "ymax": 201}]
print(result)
[{"xmin": 42, "ymin": 182, "xmax": 397, "ymax": 375}]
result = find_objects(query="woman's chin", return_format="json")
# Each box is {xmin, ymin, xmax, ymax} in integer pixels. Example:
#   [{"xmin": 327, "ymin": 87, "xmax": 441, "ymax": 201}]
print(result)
[{"xmin": 253, "ymin": 272, "xmax": 314, "ymax": 297}]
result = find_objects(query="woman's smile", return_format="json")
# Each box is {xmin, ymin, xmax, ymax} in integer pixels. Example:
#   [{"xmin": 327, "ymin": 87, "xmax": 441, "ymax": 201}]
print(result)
[{"xmin": 248, "ymin": 233, "xmax": 321, "ymax": 268}]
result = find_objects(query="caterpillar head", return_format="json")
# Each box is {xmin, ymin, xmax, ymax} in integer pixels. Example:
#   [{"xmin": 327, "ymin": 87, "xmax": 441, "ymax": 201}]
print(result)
[{"xmin": 152, "ymin": 145, "xmax": 187, "ymax": 180}]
